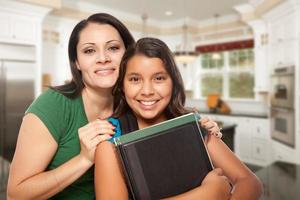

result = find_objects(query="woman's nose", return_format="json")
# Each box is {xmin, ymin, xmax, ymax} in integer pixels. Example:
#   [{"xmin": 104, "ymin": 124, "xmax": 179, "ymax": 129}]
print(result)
[{"xmin": 96, "ymin": 50, "xmax": 110, "ymax": 63}]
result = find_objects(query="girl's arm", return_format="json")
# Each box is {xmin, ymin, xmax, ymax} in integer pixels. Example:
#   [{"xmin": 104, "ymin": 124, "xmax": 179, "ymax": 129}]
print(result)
[
  {"xmin": 7, "ymin": 113, "xmax": 111, "ymax": 200},
  {"xmin": 95, "ymin": 141, "xmax": 129, "ymax": 200},
  {"xmin": 206, "ymin": 135, "xmax": 263, "ymax": 200},
  {"xmin": 164, "ymin": 168, "xmax": 231, "ymax": 200}
]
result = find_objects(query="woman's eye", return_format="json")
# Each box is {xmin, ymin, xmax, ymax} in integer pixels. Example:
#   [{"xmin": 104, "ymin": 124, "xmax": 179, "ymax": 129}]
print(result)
[
  {"xmin": 84, "ymin": 49, "xmax": 95, "ymax": 54},
  {"xmin": 108, "ymin": 46, "xmax": 120, "ymax": 51}
]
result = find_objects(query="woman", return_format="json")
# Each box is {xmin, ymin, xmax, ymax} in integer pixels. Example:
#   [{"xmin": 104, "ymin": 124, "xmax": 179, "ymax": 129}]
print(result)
[
  {"xmin": 7, "ymin": 13, "xmax": 135, "ymax": 199},
  {"xmin": 94, "ymin": 38, "xmax": 263, "ymax": 200}
]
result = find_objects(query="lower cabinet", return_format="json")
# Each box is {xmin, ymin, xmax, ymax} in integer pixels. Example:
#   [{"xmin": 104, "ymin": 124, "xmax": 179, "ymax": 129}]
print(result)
[{"xmin": 201, "ymin": 113, "xmax": 271, "ymax": 166}]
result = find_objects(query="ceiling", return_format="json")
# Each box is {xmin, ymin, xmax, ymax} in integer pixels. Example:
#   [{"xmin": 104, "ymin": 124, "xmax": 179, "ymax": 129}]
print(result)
[{"xmin": 73, "ymin": 0, "xmax": 249, "ymax": 22}]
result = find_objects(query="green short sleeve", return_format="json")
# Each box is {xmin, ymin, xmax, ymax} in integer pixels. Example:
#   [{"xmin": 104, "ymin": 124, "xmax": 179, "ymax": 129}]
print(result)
[{"xmin": 26, "ymin": 89, "xmax": 69, "ymax": 142}]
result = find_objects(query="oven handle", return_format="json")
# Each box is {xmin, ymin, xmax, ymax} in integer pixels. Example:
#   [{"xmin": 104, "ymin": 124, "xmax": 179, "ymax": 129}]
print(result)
[{"xmin": 271, "ymin": 107, "xmax": 293, "ymax": 117}]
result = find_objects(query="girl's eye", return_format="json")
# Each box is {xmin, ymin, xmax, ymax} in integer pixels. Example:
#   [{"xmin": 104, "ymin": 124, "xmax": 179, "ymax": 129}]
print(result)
[
  {"xmin": 154, "ymin": 75, "xmax": 167, "ymax": 81},
  {"xmin": 84, "ymin": 49, "xmax": 95, "ymax": 54},
  {"xmin": 129, "ymin": 76, "xmax": 140, "ymax": 83}
]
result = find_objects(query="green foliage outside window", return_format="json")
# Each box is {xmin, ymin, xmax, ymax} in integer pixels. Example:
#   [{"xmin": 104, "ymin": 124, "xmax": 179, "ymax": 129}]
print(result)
[
  {"xmin": 229, "ymin": 73, "xmax": 254, "ymax": 98},
  {"xmin": 200, "ymin": 48, "xmax": 254, "ymax": 99},
  {"xmin": 201, "ymin": 75, "xmax": 223, "ymax": 97},
  {"xmin": 229, "ymin": 49, "xmax": 254, "ymax": 68},
  {"xmin": 201, "ymin": 53, "xmax": 224, "ymax": 69}
]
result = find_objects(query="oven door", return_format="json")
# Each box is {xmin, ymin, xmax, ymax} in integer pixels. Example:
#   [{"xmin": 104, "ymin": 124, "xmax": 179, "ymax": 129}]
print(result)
[
  {"xmin": 271, "ymin": 108, "xmax": 295, "ymax": 147},
  {"xmin": 271, "ymin": 74, "xmax": 294, "ymax": 108}
]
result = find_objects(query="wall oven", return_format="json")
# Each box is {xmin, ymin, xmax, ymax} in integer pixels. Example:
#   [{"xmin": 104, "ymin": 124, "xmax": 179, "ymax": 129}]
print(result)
[
  {"xmin": 271, "ymin": 108, "xmax": 294, "ymax": 147},
  {"xmin": 271, "ymin": 66, "xmax": 294, "ymax": 108},
  {"xmin": 270, "ymin": 66, "xmax": 295, "ymax": 147}
]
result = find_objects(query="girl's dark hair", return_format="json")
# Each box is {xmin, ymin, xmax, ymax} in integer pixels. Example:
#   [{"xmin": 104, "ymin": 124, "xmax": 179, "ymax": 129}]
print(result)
[
  {"xmin": 52, "ymin": 13, "xmax": 135, "ymax": 98},
  {"xmin": 113, "ymin": 37, "xmax": 188, "ymax": 119}
]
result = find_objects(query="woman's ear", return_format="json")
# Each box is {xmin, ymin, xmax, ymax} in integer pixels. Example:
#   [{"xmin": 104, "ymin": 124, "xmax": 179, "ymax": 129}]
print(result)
[{"xmin": 76, "ymin": 61, "xmax": 81, "ymax": 70}]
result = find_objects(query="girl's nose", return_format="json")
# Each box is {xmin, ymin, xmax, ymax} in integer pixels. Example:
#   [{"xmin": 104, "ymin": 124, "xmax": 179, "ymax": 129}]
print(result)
[{"xmin": 141, "ymin": 81, "xmax": 155, "ymax": 96}]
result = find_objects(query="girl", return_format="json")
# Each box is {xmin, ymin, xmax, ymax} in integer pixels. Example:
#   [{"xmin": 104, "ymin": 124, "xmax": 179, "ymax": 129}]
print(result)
[{"xmin": 95, "ymin": 37, "xmax": 263, "ymax": 200}]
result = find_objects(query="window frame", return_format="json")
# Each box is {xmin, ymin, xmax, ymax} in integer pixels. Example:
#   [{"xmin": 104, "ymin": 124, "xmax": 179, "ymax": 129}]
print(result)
[{"xmin": 196, "ymin": 48, "xmax": 255, "ymax": 100}]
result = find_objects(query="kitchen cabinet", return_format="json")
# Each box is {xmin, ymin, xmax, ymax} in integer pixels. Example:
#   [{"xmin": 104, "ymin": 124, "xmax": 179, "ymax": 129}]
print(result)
[
  {"xmin": 0, "ymin": 0, "xmax": 52, "ymax": 96},
  {"xmin": 234, "ymin": 117, "xmax": 270, "ymax": 166},
  {"xmin": 263, "ymin": 0, "xmax": 300, "ymax": 165},
  {"xmin": 267, "ymin": 8, "xmax": 299, "ymax": 68},
  {"xmin": 246, "ymin": 20, "xmax": 269, "ymax": 93},
  {"xmin": 271, "ymin": 141, "xmax": 297, "ymax": 164},
  {"xmin": 0, "ymin": 12, "xmax": 37, "ymax": 45},
  {"xmin": 268, "ymin": 39, "xmax": 298, "ymax": 68},
  {"xmin": 201, "ymin": 113, "xmax": 271, "ymax": 166}
]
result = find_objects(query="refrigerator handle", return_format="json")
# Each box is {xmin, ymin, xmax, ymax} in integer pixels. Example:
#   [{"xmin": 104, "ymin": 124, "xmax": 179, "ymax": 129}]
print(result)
[{"xmin": 0, "ymin": 60, "xmax": 4, "ymax": 187}]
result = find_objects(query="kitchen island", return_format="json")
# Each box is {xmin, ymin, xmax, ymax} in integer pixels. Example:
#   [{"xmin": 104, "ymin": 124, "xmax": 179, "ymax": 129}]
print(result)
[{"xmin": 255, "ymin": 161, "xmax": 300, "ymax": 200}]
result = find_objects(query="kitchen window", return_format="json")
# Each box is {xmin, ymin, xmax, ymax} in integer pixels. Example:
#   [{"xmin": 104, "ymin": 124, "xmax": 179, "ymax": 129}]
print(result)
[{"xmin": 199, "ymin": 48, "xmax": 254, "ymax": 99}]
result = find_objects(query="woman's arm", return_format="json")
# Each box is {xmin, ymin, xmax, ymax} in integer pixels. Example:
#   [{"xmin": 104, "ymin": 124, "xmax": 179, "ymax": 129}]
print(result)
[
  {"xmin": 7, "ymin": 113, "xmax": 111, "ymax": 200},
  {"xmin": 206, "ymin": 135, "xmax": 263, "ymax": 200}
]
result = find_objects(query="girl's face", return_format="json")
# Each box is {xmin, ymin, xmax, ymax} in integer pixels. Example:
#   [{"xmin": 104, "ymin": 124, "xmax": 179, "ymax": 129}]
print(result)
[
  {"xmin": 76, "ymin": 23, "xmax": 125, "ymax": 90},
  {"xmin": 123, "ymin": 55, "xmax": 173, "ymax": 127}
]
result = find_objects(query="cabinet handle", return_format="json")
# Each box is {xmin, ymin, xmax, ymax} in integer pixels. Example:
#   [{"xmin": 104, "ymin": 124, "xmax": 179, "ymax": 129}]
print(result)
[{"xmin": 256, "ymin": 147, "xmax": 260, "ymax": 154}]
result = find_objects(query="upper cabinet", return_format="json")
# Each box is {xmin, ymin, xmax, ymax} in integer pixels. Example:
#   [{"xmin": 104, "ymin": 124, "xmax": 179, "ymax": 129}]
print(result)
[
  {"xmin": 268, "ymin": 11, "xmax": 299, "ymax": 67},
  {"xmin": 0, "ymin": 12, "xmax": 37, "ymax": 45},
  {"xmin": 0, "ymin": 0, "xmax": 52, "ymax": 46},
  {"xmin": 0, "ymin": 0, "xmax": 52, "ymax": 96}
]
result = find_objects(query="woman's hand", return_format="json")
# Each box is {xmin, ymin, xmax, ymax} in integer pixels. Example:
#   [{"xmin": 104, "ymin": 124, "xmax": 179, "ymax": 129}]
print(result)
[
  {"xmin": 78, "ymin": 119, "xmax": 115, "ymax": 164},
  {"xmin": 199, "ymin": 117, "xmax": 222, "ymax": 138},
  {"xmin": 201, "ymin": 168, "xmax": 232, "ymax": 200}
]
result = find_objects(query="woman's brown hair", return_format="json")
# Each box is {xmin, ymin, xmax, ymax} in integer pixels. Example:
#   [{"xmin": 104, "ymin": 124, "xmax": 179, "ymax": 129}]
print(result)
[{"xmin": 52, "ymin": 13, "xmax": 135, "ymax": 98}]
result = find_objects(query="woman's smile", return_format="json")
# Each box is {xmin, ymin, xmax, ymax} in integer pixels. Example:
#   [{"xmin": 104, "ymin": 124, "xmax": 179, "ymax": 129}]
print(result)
[{"xmin": 94, "ymin": 67, "xmax": 116, "ymax": 76}]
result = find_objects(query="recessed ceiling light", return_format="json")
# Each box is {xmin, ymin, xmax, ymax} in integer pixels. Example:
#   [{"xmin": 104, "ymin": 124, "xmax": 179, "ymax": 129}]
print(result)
[{"xmin": 165, "ymin": 11, "xmax": 173, "ymax": 16}]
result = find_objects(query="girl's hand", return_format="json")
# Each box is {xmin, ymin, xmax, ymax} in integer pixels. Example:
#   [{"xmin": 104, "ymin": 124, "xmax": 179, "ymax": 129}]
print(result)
[
  {"xmin": 201, "ymin": 168, "xmax": 232, "ymax": 200},
  {"xmin": 78, "ymin": 119, "xmax": 115, "ymax": 164},
  {"xmin": 199, "ymin": 117, "xmax": 222, "ymax": 138}
]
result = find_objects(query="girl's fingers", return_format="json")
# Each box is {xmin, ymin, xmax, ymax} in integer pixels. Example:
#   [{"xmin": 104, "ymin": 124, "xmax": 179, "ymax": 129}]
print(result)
[
  {"xmin": 212, "ymin": 168, "xmax": 224, "ymax": 176},
  {"xmin": 200, "ymin": 118, "xmax": 223, "ymax": 138}
]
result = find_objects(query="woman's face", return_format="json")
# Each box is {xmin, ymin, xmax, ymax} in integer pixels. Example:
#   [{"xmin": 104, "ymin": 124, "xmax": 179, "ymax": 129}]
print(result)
[
  {"xmin": 76, "ymin": 23, "xmax": 125, "ymax": 90},
  {"xmin": 123, "ymin": 55, "xmax": 173, "ymax": 126}
]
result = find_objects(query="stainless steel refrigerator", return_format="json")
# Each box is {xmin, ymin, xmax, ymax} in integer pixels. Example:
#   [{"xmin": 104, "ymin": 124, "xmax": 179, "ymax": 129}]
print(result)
[{"xmin": 0, "ymin": 59, "xmax": 35, "ymax": 190}]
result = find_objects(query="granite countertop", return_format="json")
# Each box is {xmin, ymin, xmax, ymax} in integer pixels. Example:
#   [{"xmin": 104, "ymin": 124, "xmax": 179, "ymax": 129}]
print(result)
[
  {"xmin": 200, "ymin": 111, "xmax": 268, "ymax": 118},
  {"xmin": 255, "ymin": 161, "xmax": 300, "ymax": 200},
  {"xmin": 215, "ymin": 121, "xmax": 236, "ymax": 131}
]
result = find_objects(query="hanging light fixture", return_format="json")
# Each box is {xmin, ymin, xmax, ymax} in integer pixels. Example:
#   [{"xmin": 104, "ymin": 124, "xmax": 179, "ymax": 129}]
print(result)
[
  {"xmin": 174, "ymin": 0, "xmax": 198, "ymax": 65},
  {"xmin": 212, "ymin": 14, "xmax": 221, "ymax": 60},
  {"xmin": 141, "ymin": 12, "xmax": 148, "ymax": 37},
  {"xmin": 174, "ymin": 22, "xmax": 198, "ymax": 65}
]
